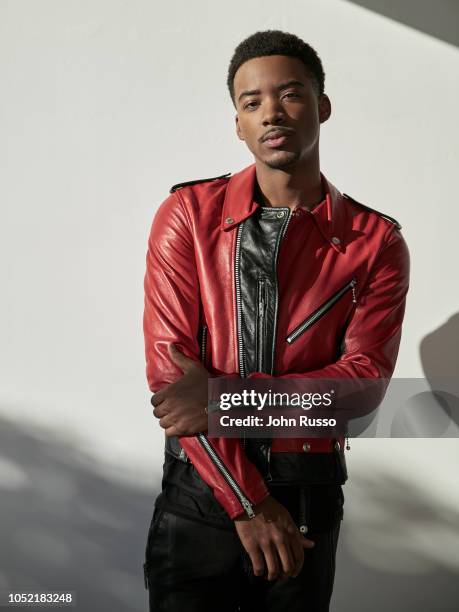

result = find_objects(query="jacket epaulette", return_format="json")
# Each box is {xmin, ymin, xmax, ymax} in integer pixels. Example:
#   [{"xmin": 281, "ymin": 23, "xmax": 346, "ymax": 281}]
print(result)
[
  {"xmin": 342, "ymin": 193, "xmax": 402, "ymax": 230},
  {"xmin": 169, "ymin": 172, "xmax": 231, "ymax": 194}
]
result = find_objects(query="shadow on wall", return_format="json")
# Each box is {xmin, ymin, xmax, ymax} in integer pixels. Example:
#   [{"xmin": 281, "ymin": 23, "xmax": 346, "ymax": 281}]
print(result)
[
  {"xmin": 416, "ymin": 312, "xmax": 459, "ymax": 432},
  {"xmin": 2, "ymin": 411, "xmax": 459, "ymax": 611},
  {"xmin": 332, "ymin": 314, "xmax": 459, "ymax": 610},
  {"xmin": 344, "ymin": 0, "xmax": 459, "ymax": 47},
  {"xmin": 420, "ymin": 312, "xmax": 459, "ymax": 380},
  {"xmin": 385, "ymin": 313, "xmax": 459, "ymax": 438},
  {"xmin": 0, "ymin": 414, "xmax": 158, "ymax": 612},
  {"xmin": 334, "ymin": 468, "xmax": 459, "ymax": 612}
]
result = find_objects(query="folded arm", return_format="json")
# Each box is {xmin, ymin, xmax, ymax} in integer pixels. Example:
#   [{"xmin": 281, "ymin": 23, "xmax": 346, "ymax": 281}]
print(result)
[{"xmin": 143, "ymin": 191, "xmax": 269, "ymax": 519}]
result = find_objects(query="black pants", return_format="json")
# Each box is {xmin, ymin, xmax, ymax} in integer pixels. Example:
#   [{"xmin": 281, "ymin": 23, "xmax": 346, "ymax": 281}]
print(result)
[{"xmin": 144, "ymin": 504, "xmax": 341, "ymax": 612}]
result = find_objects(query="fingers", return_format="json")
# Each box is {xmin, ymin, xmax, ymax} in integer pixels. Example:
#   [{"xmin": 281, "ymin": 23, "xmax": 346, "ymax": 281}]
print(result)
[
  {"xmin": 159, "ymin": 414, "xmax": 175, "ymax": 430},
  {"xmin": 164, "ymin": 425, "xmax": 180, "ymax": 437},
  {"xmin": 289, "ymin": 536, "xmax": 305, "ymax": 578},
  {"xmin": 151, "ymin": 391, "xmax": 165, "ymax": 407},
  {"xmin": 152, "ymin": 403, "xmax": 168, "ymax": 419},
  {"xmin": 287, "ymin": 524, "xmax": 304, "ymax": 578},
  {"xmin": 276, "ymin": 542, "xmax": 296, "ymax": 578},
  {"xmin": 274, "ymin": 534, "xmax": 313, "ymax": 580},
  {"xmin": 251, "ymin": 537, "xmax": 309, "ymax": 582},
  {"xmin": 291, "ymin": 535, "xmax": 314, "ymax": 578},
  {"xmin": 261, "ymin": 542, "xmax": 280, "ymax": 581},
  {"xmin": 248, "ymin": 548, "xmax": 265, "ymax": 578},
  {"xmin": 300, "ymin": 536, "xmax": 315, "ymax": 549},
  {"xmin": 168, "ymin": 343, "xmax": 194, "ymax": 372}
]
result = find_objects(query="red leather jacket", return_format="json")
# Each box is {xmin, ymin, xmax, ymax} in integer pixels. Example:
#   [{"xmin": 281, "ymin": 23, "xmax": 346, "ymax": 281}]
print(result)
[{"xmin": 143, "ymin": 162, "xmax": 410, "ymax": 520}]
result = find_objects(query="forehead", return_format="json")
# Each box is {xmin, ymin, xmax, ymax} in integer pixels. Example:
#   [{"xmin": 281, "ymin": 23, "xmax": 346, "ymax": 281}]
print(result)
[{"xmin": 233, "ymin": 55, "xmax": 311, "ymax": 93}]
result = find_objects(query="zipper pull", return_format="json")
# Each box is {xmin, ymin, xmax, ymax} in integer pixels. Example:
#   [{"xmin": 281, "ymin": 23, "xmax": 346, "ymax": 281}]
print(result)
[
  {"xmin": 258, "ymin": 278, "xmax": 266, "ymax": 317},
  {"xmin": 242, "ymin": 498, "xmax": 256, "ymax": 519}
]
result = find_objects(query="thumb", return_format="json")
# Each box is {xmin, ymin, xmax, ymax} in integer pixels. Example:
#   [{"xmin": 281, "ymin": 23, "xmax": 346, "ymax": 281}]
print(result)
[
  {"xmin": 168, "ymin": 343, "xmax": 195, "ymax": 373},
  {"xmin": 300, "ymin": 538, "xmax": 315, "ymax": 548}
]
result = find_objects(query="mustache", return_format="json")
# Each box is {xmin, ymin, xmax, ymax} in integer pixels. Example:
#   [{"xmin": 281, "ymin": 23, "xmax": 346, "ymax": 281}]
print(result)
[{"xmin": 260, "ymin": 127, "xmax": 295, "ymax": 142}]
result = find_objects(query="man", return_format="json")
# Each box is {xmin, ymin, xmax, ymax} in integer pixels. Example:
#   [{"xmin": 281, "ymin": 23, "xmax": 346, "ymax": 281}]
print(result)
[{"xmin": 142, "ymin": 30, "xmax": 410, "ymax": 612}]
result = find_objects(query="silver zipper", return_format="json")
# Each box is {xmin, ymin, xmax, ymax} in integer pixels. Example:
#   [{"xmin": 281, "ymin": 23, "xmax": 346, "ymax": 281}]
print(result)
[
  {"xmin": 236, "ymin": 209, "xmax": 291, "ymax": 376},
  {"xmin": 270, "ymin": 209, "xmax": 292, "ymax": 373},
  {"xmin": 226, "ymin": 208, "xmax": 290, "ymax": 506},
  {"xmin": 264, "ymin": 209, "xmax": 291, "ymax": 482},
  {"xmin": 234, "ymin": 222, "xmax": 248, "ymax": 451},
  {"xmin": 187, "ymin": 226, "xmax": 255, "ymax": 520},
  {"xmin": 196, "ymin": 432, "xmax": 255, "ymax": 518},
  {"xmin": 286, "ymin": 277, "xmax": 357, "ymax": 344},
  {"xmin": 256, "ymin": 276, "xmax": 267, "ymax": 372},
  {"xmin": 235, "ymin": 223, "xmax": 246, "ymax": 378},
  {"xmin": 200, "ymin": 324, "xmax": 208, "ymax": 365}
]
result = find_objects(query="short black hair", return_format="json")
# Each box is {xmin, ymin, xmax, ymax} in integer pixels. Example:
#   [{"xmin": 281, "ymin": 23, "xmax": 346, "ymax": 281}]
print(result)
[{"xmin": 227, "ymin": 30, "xmax": 325, "ymax": 106}]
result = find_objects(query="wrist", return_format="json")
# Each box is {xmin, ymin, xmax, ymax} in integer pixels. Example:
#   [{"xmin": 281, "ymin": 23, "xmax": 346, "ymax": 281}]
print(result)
[{"xmin": 233, "ymin": 492, "xmax": 272, "ymax": 521}]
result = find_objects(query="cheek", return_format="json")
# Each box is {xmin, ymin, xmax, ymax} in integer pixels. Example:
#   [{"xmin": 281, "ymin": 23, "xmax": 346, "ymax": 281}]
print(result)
[
  {"xmin": 295, "ymin": 102, "xmax": 319, "ymax": 126},
  {"xmin": 239, "ymin": 124, "xmax": 258, "ymax": 147},
  {"xmin": 298, "ymin": 115, "xmax": 320, "ymax": 143}
]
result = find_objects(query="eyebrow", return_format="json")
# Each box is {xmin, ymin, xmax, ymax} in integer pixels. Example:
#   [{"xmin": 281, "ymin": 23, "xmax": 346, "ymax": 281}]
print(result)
[{"xmin": 237, "ymin": 80, "xmax": 305, "ymax": 103}]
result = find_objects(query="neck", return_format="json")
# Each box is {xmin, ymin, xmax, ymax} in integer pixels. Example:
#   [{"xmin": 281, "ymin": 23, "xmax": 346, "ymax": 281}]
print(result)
[{"xmin": 254, "ymin": 155, "xmax": 324, "ymax": 212}]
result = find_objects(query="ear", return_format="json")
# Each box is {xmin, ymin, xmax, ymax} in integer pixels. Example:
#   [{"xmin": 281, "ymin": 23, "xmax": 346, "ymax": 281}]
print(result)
[
  {"xmin": 318, "ymin": 94, "xmax": 332, "ymax": 124},
  {"xmin": 235, "ymin": 114, "xmax": 245, "ymax": 141}
]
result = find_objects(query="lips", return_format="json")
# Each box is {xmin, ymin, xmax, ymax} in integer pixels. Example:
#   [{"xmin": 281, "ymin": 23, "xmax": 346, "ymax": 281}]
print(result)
[
  {"xmin": 264, "ymin": 135, "xmax": 289, "ymax": 148},
  {"xmin": 262, "ymin": 130, "xmax": 292, "ymax": 148}
]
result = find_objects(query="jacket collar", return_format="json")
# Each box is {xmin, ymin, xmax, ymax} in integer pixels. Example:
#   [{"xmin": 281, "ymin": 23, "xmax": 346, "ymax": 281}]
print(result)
[{"xmin": 221, "ymin": 163, "xmax": 345, "ymax": 253}]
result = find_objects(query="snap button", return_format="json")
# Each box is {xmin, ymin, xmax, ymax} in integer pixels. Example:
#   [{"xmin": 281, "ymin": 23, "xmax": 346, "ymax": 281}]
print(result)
[
  {"xmin": 302, "ymin": 442, "xmax": 311, "ymax": 452},
  {"xmin": 331, "ymin": 236, "xmax": 341, "ymax": 245},
  {"xmin": 225, "ymin": 217, "xmax": 234, "ymax": 224},
  {"xmin": 334, "ymin": 441, "xmax": 341, "ymax": 452},
  {"xmin": 299, "ymin": 524, "xmax": 308, "ymax": 534},
  {"xmin": 276, "ymin": 211, "xmax": 285, "ymax": 218}
]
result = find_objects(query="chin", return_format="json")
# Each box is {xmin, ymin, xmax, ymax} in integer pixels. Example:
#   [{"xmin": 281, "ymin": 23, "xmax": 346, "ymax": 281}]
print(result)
[{"xmin": 262, "ymin": 150, "xmax": 300, "ymax": 170}]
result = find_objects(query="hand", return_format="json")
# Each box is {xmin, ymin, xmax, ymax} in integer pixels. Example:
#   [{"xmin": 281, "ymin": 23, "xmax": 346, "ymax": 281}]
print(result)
[
  {"xmin": 151, "ymin": 344, "xmax": 210, "ymax": 437},
  {"xmin": 234, "ymin": 495, "xmax": 314, "ymax": 581}
]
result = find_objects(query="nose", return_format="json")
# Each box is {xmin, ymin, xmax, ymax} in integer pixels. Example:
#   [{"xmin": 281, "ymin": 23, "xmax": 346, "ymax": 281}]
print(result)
[{"xmin": 261, "ymin": 96, "xmax": 285, "ymax": 126}]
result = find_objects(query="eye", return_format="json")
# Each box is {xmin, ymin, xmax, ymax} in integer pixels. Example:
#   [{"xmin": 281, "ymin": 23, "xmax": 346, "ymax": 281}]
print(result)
[
  {"xmin": 283, "ymin": 92, "xmax": 300, "ymax": 99},
  {"xmin": 244, "ymin": 101, "xmax": 259, "ymax": 110}
]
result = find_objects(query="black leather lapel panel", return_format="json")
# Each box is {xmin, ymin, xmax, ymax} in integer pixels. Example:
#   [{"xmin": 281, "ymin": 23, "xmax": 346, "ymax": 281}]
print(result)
[
  {"xmin": 238, "ymin": 207, "xmax": 290, "ymax": 376},
  {"xmin": 237, "ymin": 207, "xmax": 290, "ymax": 480}
]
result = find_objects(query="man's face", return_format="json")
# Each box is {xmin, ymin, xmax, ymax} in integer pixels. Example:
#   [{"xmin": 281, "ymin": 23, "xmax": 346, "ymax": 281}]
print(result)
[{"xmin": 233, "ymin": 55, "xmax": 331, "ymax": 170}]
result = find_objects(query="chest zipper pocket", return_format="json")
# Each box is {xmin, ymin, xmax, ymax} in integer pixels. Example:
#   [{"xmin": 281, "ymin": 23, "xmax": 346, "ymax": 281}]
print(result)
[
  {"xmin": 286, "ymin": 277, "xmax": 357, "ymax": 345},
  {"xmin": 256, "ymin": 276, "xmax": 268, "ymax": 372}
]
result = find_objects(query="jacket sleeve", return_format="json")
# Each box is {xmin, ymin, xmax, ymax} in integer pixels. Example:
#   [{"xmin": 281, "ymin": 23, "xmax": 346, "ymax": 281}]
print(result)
[
  {"xmin": 143, "ymin": 191, "xmax": 270, "ymax": 519},
  {"xmin": 248, "ymin": 225, "xmax": 410, "ymax": 415}
]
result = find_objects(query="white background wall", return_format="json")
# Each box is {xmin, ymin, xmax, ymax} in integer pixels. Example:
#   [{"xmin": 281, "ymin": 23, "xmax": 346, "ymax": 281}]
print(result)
[{"xmin": 1, "ymin": 1, "xmax": 458, "ymax": 610}]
